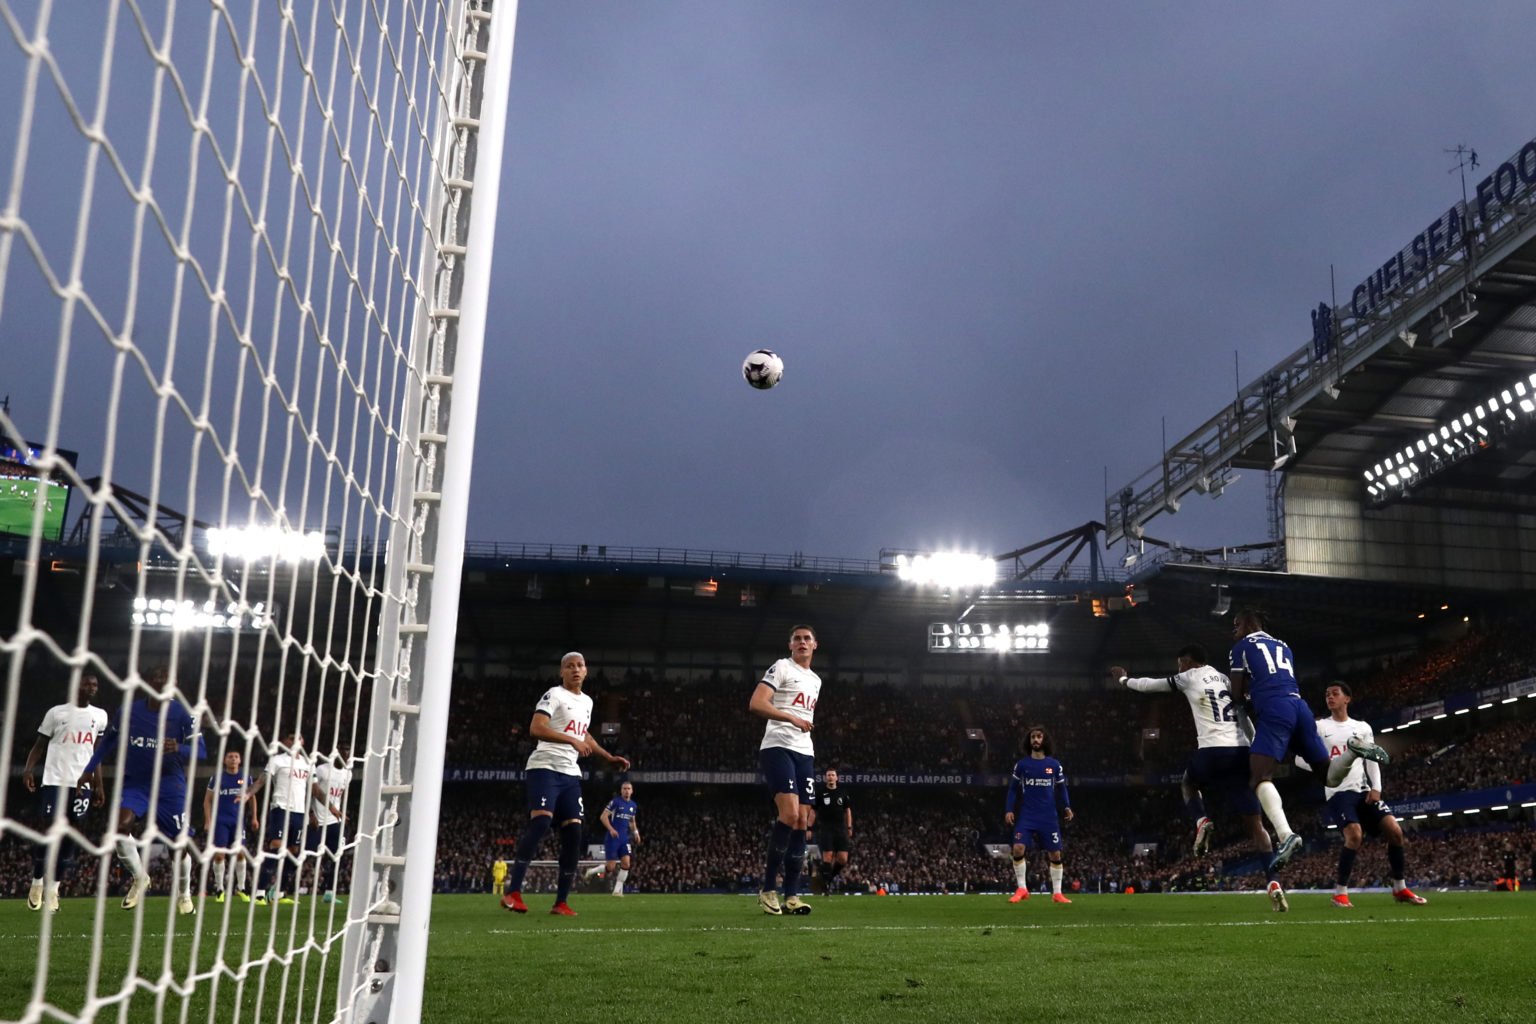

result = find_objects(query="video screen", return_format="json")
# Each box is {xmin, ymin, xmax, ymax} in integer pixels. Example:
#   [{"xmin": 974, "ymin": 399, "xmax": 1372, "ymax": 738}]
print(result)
[{"xmin": 0, "ymin": 442, "xmax": 77, "ymax": 544}]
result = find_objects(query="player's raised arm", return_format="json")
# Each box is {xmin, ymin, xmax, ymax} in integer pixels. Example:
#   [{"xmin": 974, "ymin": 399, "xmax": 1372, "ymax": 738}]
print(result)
[{"xmin": 1110, "ymin": 665, "xmax": 1178, "ymax": 693}]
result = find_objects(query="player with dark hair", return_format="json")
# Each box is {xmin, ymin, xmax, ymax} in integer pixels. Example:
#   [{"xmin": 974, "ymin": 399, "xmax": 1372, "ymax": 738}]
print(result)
[
  {"xmin": 1004, "ymin": 726, "xmax": 1074, "ymax": 904},
  {"xmin": 85, "ymin": 667, "xmax": 201, "ymax": 913},
  {"xmin": 501, "ymin": 653, "xmax": 630, "ymax": 916},
  {"xmin": 310, "ymin": 742, "xmax": 354, "ymax": 904},
  {"xmin": 584, "ymin": 780, "xmax": 641, "ymax": 896},
  {"xmin": 1228, "ymin": 608, "xmax": 1388, "ymax": 905},
  {"xmin": 749, "ymin": 624, "xmax": 821, "ymax": 916},
  {"xmin": 811, "ymin": 768, "xmax": 852, "ymax": 894},
  {"xmin": 23, "ymin": 673, "xmax": 107, "ymax": 912},
  {"xmin": 203, "ymin": 749, "xmax": 259, "ymax": 902},
  {"xmin": 1313, "ymin": 683, "xmax": 1426, "ymax": 907}
]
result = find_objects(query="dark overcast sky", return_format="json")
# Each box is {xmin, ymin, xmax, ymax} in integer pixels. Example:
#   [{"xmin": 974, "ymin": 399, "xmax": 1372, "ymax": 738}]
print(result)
[
  {"xmin": 5, "ymin": 2, "xmax": 1534, "ymax": 565},
  {"xmin": 471, "ymin": 1, "xmax": 1536, "ymax": 559}
]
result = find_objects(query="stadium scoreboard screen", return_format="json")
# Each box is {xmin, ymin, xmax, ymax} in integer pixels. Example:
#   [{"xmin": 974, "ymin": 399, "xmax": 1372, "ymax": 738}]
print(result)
[
  {"xmin": 0, "ymin": 441, "xmax": 76, "ymax": 544},
  {"xmin": 928, "ymin": 622, "xmax": 1050, "ymax": 653}
]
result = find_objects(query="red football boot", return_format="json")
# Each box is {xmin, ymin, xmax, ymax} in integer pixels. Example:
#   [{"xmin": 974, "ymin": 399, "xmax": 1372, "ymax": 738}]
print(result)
[
  {"xmin": 1051, "ymin": 893, "xmax": 1072, "ymax": 904},
  {"xmin": 1008, "ymin": 888, "xmax": 1030, "ymax": 903},
  {"xmin": 501, "ymin": 891, "xmax": 528, "ymax": 914},
  {"xmin": 550, "ymin": 902, "xmax": 578, "ymax": 916},
  {"xmin": 1393, "ymin": 887, "xmax": 1427, "ymax": 905},
  {"xmin": 1330, "ymin": 893, "xmax": 1353, "ymax": 909}
]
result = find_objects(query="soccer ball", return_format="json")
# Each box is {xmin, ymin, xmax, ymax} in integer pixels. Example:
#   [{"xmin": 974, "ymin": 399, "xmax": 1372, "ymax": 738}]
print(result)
[{"xmin": 742, "ymin": 349, "xmax": 784, "ymax": 390}]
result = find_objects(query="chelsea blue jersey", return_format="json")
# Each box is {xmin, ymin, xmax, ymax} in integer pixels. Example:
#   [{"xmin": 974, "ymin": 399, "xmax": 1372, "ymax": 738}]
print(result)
[
  {"xmin": 1007, "ymin": 756, "xmax": 1070, "ymax": 822},
  {"xmin": 1230, "ymin": 631, "xmax": 1300, "ymax": 706},
  {"xmin": 605, "ymin": 797, "xmax": 637, "ymax": 838},
  {"xmin": 208, "ymin": 770, "xmax": 249, "ymax": 825},
  {"xmin": 89, "ymin": 699, "xmax": 199, "ymax": 799}
]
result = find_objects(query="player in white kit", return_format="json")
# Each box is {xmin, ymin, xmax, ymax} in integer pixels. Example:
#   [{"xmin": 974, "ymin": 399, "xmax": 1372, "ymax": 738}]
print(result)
[
  {"xmin": 749, "ymin": 624, "xmax": 821, "ymax": 916},
  {"xmin": 309, "ymin": 742, "xmax": 354, "ymax": 904},
  {"xmin": 23, "ymin": 673, "xmax": 108, "ymax": 911},
  {"xmin": 1311, "ymin": 683, "xmax": 1426, "ymax": 907},
  {"xmin": 1113, "ymin": 645, "xmax": 1286, "ymax": 909}
]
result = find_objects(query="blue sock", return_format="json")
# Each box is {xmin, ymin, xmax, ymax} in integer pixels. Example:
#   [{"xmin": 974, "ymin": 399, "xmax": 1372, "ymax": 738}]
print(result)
[
  {"xmin": 506, "ymin": 815, "xmax": 552, "ymax": 893},
  {"xmin": 1185, "ymin": 794, "xmax": 1206, "ymax": 821},
  {"xmin": 763, "ymin": 820, "xmax": 792, "ymax": 890},
  {"xmin": 1337, "ymin": 847, "xmax": 1357, "ymax": 887},
  {"xmin": 1387, "ymin": 843, "xmax": 1405, "ymax": 880},
  {"xmin": 555, "ymin": 822, "xmax": 581, "ymax": 904},
  {"xmin": 781, "ymin": 830, "xmax": 808, "ymax": 898}
]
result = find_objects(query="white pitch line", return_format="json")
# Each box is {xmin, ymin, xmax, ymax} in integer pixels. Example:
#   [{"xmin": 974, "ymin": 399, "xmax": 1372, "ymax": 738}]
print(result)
[{"xmin": 487, "ymin": 914, "xmax": 1522, "ymax": 937}]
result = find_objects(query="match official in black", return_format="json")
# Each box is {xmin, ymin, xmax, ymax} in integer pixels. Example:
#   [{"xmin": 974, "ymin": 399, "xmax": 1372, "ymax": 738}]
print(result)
[{"xmin": 812, "ymin": 768, "xmax": 853, "ymax": 894}]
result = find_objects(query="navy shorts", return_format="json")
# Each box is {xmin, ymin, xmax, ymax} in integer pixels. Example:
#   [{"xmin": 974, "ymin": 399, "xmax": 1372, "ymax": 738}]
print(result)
[
  {"xmin": 121, "ymin": 787, "xmax": 191, "ymax": 838},
  {"xmin": 1012, "ymin": 819, "xmax": 1064, "ymax": 852},
  {"xmin": 1250, "ymin": 696, "xmax": 1330, "ymax": 766},
  {"xmin": 603, "ymin": 834, "xmax": 633, "ymax": 862},
  {"xmin": 1186, "ymin": 746, "xmax": 1261, "ymax": 816},
  {"xmin": 1324, "ymin": 791, "xmax": 1393, "ymax": 835},
  {"xmin": 759, "ymin": 747, "xmax": 816, "ymax": 804},
  {"xmin": 265, "ymin": 808, "xmax": 307, "ymax": 848},
  {"xmin": 527, "ymin": 768, "xmax": 584, "ymax": 821},
  {"xmin": 309, "ymin": 821, "xmax": 345, "ymax": 857},
  {"xmin": 212, "ymin": 818, "xmax": 246, "ymax": 849},
  {"xmin": 37, "ymin": 784, "xmax": 91, "ymax": 825}
]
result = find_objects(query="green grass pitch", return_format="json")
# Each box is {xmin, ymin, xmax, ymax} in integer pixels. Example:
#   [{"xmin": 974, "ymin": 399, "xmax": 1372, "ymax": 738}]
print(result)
[{"xmin": 4, "ymin": 891, "xmax": 1533, "ymax": 1022}]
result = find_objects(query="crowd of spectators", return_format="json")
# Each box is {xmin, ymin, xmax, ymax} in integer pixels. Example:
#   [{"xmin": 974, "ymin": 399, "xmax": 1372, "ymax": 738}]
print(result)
[
  {"xmin": 1345, "ymin": 607, "xmax": 1536, "ymax": 716},
  {"xmin": 1386, "ymin": 717, "xmax": 1536, "ymax": 798}
]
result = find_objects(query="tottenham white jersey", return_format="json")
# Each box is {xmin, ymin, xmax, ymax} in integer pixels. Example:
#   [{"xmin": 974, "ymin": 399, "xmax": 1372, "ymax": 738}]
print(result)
[
  {"xmin": 758, "ymin": 658, "xmax": 820, "ymax": 756},
  {"xmin": 1123, "ymin": 667, "xmax": 1250, "ymax": 749},
  {"xmin": 525, "ymin": 686, "xmax": 592, "ymax": 777},
  {"xmin": 1317, "ymin": 716, "xmax": 1378, "ymax": 797},
  {"xmin": 37, "ymin": 702, "xmax": 109, "ymax": 787},
  {"xmin": 311, "ymin": 760, "xmax": 353, "ymax": 825},
  {"xmin": 265, "ymin": 751, "xmax": 315, "ymax": 812}
]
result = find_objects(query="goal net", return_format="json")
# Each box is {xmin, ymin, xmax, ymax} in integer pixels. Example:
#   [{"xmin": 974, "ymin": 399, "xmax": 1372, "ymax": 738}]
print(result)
[{"xmin": 0, "ymin": 2, "xmax": 514, "ymax": 1022}]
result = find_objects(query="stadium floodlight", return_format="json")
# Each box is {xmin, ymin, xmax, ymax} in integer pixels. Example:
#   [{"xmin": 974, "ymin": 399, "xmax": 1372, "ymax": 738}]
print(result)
[
  {"xmin": 1454, "ymin": 708, "xmax": 1470, "ymax": 715},
  {"xmin": 895, "ymin": 552, "xmax": 997, "ymax": 589},
  {"xmin": 206, "ymin": 525, "xmax": 326, "ymax": 564},
  {"xmin": 131, "ymin": 596, "xmax": 272, "ymax": 632},
  {"xmin": 1477, "ymin": 702, "xmax": 1494, "ymax": 710}
]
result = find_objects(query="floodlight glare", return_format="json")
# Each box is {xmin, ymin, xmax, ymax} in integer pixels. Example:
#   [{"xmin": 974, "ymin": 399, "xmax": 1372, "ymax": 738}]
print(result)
[
  {"xmin": 895, "ymin": 552, "xmax": 997, "ymax": 589},
  {"xmin": 207, "ymin": 526, "xmax": 326, "ymax": 563}
]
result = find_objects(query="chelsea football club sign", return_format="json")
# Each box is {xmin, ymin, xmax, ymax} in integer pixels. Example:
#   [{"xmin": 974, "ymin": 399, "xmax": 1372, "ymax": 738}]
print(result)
[{"xmin": 1317, "ymin": 135, "xmax": 1536, "ymax": 328}]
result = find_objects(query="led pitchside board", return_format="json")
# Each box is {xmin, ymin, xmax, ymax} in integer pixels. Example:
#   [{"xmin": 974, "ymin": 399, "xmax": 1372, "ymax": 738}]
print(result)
[{"xmin": 928, "ymin": 622, "xmax": 1050, "ymax": 653}]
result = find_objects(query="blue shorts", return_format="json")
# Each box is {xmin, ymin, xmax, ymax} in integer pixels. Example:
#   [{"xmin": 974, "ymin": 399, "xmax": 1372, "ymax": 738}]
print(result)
[
  {"xmin": 37, "ymin": 784, "xmax": 92, "ymax": 825},
  {"xmin": 1012, "ymin": 820, "xmax": 1063, "ymax": 852},
  {"xmin": 1250, "ymin": 696, "xmax": 1331, "ymax": 766},
  {"xmin": 1186, "ymin": 746, "xmax": 1261, "ymax": 816},
  {"xmin": 212, "ymin": 818, "xmax": 247, "ymax": 849},
  {"xmin": 309, "ymin": 821, "xmax": 345, "ymax": 857},
  {"xmin": 758, "ymin": 747, "xmax": 816, "ymax": 804},
  {"xmin": 526, "ymin": 768, "xmax": 584, "ymax": 821},
  {"xmin": 121, "ymin": 787, "xmax": 191, "ymax": 838},
  {"xmin": 1324, "ymin": 791, "xmax": 1393, "ymax": 835},
  {"xmin": 265, "ymin": 808, "xmax": 307, "ymax": 848},
  {"xmin": 604, "ymin": 834, "xmax": 633, "ymax": 862}
]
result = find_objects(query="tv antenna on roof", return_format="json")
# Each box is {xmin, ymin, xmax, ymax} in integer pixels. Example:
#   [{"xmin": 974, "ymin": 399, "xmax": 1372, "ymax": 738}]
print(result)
[{"xmin": 1445, "ymin": 144, "xmax": 1479, "ymax": 205}]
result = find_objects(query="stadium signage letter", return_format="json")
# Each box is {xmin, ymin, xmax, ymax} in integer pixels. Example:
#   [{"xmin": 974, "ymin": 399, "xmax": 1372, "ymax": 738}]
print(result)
[{"xmin": 1348, "ymin": 136, "xmax": 1536, "ymax": 319}]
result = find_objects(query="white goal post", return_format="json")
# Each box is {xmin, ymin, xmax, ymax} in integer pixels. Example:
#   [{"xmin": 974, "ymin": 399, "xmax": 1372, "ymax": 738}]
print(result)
[{"xmin": 0, "ymin": 2, "xmax": 517, "ymax": 1022}]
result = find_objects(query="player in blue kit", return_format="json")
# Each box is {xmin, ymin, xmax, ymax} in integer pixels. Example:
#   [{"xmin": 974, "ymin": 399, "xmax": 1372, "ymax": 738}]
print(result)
[
  {"xmin": 1229, "ymin": 609, "xmax": 1389, "ymax": 887},
  {"xmin": 86, "ymin": 669, "xmax": 202, "ymax": 914},
  {"xmin": 203, "ymin": 749, "xmax": 259, "ymax": 902},
  {"xmin": 1004, "ymin": 726, "xmax": 1074, "ymax": 904},
  {"xmin": 584, "ymin": 781, "xmax": 641, "ymax": 896}
]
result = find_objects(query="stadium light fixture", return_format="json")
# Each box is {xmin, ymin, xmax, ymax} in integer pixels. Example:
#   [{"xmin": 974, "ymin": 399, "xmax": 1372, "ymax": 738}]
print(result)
[
  {"xmin": 131, "ymin": 596, "xmax": 272, "ymax": 632},
  {"xmin": 206, "ymin": 525, "xmax": 326, "ymax": 563},
  {"xmin": 895, "ymin": 552, "xmax": 997, "ymax": 590}
]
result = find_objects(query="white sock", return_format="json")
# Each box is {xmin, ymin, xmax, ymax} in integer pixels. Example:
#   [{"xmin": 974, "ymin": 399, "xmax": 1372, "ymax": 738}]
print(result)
[
  {"xmin": 31, "ymin": 876, "xmax": 43, "ymax": 887},
  {"xmin": 1256, "ymin": 782, "xmax": 1293, "ymax": 840},
  {"xmin": 614, "ymin": 868, "xmax": 629, "ymax": 893},
  {"xmin": 1012, "ymin": 857, "xmax": 1027, "ymax": 888},
  {"xmin": 46, "ymin": 880, "xmax": 59, "ymax": 896},
  {"xmin": 212, "ymin": 862, "xmax": 225, "ymax": 893},
  {"xmin": 180, "ymin": 853, "xmax": 193, "ymax": 898},
  {"xmin": 1391, "ymin": 878, "xmax": 1405, "ymax": 893},
  {"xmin": 1325, "ymin": 748, "xmax": 1358, "ymax": 788},
  {"xmin": 235, "ymin": 857, "xmax": 248, "ymax": 891},
  {"xmin": 584, "ymin": 865, "xmax": 603, "ymax": 879},
  {"xmin": 1334, "ymin": 884, "xmax": 1347, "ymax": 895},
  {"xmin": 1049, "ymin": 864, "xmax": 1064, "ymax": 895},
  {"xmin": 116, "ymin": 837, "xmax": 145, "ymax": 878}
]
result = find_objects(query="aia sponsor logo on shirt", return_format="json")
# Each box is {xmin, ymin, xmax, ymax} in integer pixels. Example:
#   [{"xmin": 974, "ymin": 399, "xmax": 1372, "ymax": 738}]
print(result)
[
  {"xmin": 790, "ymin": 692, "xmax": 817, "ymax": 711},
  {"xmin": 64, "ymin": 731, "xmax": 97, "ymax": 745},
  {"xmin": 563, "ymin": 719, "xmax": 588, "ymax": 737}
]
